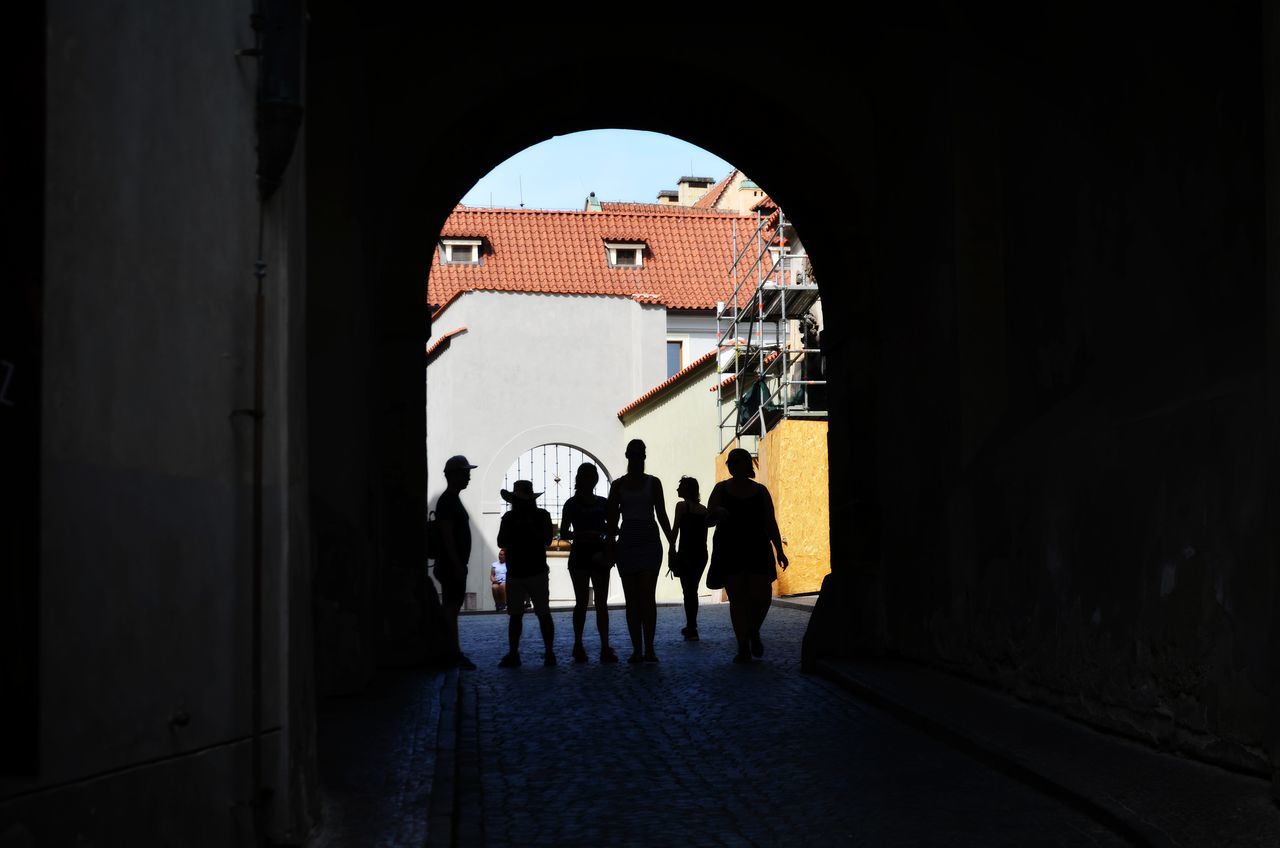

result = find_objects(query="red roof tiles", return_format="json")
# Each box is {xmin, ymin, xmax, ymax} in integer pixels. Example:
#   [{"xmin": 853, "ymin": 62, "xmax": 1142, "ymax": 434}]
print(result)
[
  {"xmin": 693, "ymin": 170, "xmax": 740, "ymax": 210},
  {"xmin": 617, "ymin": 349, "xmax": 718, "ymax": 420},
  {"xmin": 599, "ymin": 201, "xmax": 738, "ymax": 216},
  {"xmin": 429, "ymin": 206, "xmax": 772, "ymax": 317}
]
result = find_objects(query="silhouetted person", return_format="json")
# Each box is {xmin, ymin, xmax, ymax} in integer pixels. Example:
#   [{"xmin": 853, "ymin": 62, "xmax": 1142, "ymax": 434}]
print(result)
[
  {"xmin": 669, "ymin": 475, "xmax": 709, "ymax": 641},
  {"xmin": 490, "ymin": 548, "xmax": 508, "ymax": 612},
  {"xmin": 496, "ymin": 480, "xmax": 556, "ymax": 667},
  {"xmin": 560, "ymin": 463, "xmax": 617, "ymax": 663},
  {"xmin": 606, "ymin": 439, "xmax": 674, "ymax": 663},
  {"xmin": 433, "ymin": 454, "xmax": 478, "ymax": 670},
  {"xmin": 708, "ymin": 448, "xmax": 788, "ymax": 663}
]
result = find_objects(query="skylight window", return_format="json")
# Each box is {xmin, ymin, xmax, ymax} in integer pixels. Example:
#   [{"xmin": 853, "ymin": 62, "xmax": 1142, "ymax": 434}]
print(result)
[
  {"xmin": 440, "ymin": 238, "xmax": 482, "ymax": 265},
  {"xmin": 605, "ymin": 242, "xmax": 645, "ymax": 268}
]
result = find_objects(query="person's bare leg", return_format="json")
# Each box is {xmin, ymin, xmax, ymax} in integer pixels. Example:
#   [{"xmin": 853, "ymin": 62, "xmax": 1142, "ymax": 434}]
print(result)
[
  {"xmin": 641, "ymin": 570, "xmax": 659, "ymax": 659},
  {"xmin": 570, "ymin": 570, "xmax": 590, "ymax": 654},
  {"xmin": 443, "ymin": 604, "xmax": 461, "ymax": 657},
  {"xmin": 749, "ymin": 574, "xmax": 772, "ymax": 656},
  {"xmin": 680, "ymin": 564, "xmax": 704, "ymax": 634},
  {"xmin": 492, "ymin": 584, "xmax": 506, "ymax": 609},
  {"xmin": 592, "ymin": 567, "xmax": 612, "ymax": 652},
  {"xmin": 535, "ymin": 600, "xmax": 555, "ymax": 656},
  {"xmin": 620, "ymin": 572, "xmax": 644, "ymax": 661},
  {"xmin": 507, "ymin": 608, "xmax": 523, "ymax": 656},
  {"xmin": 725, "ymin": 574, "xmax": 751, "ymax": 660}
]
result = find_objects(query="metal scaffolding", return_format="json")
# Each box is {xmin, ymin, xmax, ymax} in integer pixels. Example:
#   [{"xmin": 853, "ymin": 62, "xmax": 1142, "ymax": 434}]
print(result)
[{"xmin": 715, "ymin": 207, "xmax": 824, "ymax": 453}]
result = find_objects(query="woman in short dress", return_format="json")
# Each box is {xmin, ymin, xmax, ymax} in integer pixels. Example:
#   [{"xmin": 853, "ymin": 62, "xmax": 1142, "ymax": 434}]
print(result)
[
  {"xmin": 708, "ymin": 448, "xmax": 789, "ymax": 663},
  {"xmin": 668, "ymin": 476, "xmax": 709, "ymax": 641},
  {"xmin": 606, "ymin": 439, "xmax": 674, "ymax": 663},
  {"xmin": 559, "ymin": 462, "xmax": 617, "ymax": 663}
]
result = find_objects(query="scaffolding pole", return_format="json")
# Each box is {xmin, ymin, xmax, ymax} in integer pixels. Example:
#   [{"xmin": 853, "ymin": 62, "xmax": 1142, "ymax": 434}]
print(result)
[{"xmin": 715, "ymin": 206, "xmax": 824, "ymax": 453}]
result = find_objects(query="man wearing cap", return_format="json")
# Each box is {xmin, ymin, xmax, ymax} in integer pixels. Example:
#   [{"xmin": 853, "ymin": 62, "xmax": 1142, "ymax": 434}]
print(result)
[
  {"xmin": 495, "ymin": 480, "xmax": 556, "ymax": 667},
  {"xmin": 434, "ymin": 454, "xmax": 478, "ymax": 670}
]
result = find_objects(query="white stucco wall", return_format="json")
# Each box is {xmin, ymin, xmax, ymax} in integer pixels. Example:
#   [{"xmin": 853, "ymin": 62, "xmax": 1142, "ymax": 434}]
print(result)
[
  {"xmin": 619, "ymin": 363, "xmax": 722, "ymax": 604},
  {"xmin": 427, "ymin": 291, "xmax": 666, "ymax": 608},
  {"xmin": 665, "ymin": 312, "xmax": 719, "ymax": 371}
]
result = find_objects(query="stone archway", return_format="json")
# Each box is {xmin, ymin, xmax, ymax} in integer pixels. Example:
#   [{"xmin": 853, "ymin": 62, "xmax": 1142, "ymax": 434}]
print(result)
[{"xmin": 303, "ymin": 14, "xmax": 880, "ymax": 696}]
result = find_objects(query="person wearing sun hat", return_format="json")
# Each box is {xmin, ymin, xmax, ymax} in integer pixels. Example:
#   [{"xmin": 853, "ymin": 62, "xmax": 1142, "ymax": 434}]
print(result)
[{"xmin": 496, "ymin": 479, "xmax": 556, "ymax": 667}]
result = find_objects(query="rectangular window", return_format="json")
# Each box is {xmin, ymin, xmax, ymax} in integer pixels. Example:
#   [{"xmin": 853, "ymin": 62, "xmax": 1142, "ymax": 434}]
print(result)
[
  {"xmin": 666, "ymin": 340, "xmax": 683, "ymax": 377},
  {"xmin": 440, "ymin": 238, "xmax": 482, "ymax": 264},
  {"xmin": 605, "ymin": 242, "xmax": 645, "ymax": 268}
]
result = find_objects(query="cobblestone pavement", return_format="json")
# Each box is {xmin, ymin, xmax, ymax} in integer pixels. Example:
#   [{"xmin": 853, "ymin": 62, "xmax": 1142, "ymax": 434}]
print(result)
[{"xmin": 454, "ymin": 604, "xmax": 1128, "ymax": 847}]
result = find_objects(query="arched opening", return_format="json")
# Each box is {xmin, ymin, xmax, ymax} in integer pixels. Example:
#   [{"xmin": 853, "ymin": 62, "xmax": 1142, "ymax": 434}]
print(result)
[
  {"xmin": 15, "ymin": 6, "xmax": 1277, "ymax": 846},
  {"xmin": 424, "ymin": 130, "xmax": 834, "ymax": 616}
]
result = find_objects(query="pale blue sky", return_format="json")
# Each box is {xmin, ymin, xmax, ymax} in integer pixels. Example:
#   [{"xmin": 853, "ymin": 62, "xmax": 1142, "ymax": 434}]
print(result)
[{"xmin": 459, "ymin": 129, "xmax": 735, "ymax": 211}]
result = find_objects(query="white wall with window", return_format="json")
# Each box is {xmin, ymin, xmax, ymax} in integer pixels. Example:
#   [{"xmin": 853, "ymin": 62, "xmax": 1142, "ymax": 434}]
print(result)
[
  {"xmin": 666, "ymin": 312, "xmax": 719, "ymax": 372},
  {"xmin": 427, "ymin": 290, "xmax": 665, "ymax": 609}
]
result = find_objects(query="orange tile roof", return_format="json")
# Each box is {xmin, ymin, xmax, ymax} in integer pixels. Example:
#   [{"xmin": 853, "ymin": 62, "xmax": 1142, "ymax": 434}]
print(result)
[
  {"xmin": 693, "ymin": 170, "xmax": 739, "ymax": 210},
  {"xmin": 599, "ymin": 201, "xmax": 738, "ymax": 216},
  {"xmin": 425, "ymin": 325, "xmax": 467, "ymax": 366},
  {"xmin": 617, "ymin": 349, "xmax": 718, "ymax": 420},
  {"xmin": 429, "ymin": 206, "xmax": 772, "ymax": 317}
]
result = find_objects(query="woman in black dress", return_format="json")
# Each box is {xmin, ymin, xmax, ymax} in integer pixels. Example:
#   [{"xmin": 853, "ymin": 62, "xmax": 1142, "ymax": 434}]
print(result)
[
  {"xmin": 668, "ymin": 476, "xmax": 709, "ymax": 641},
  {"xmin": 707, "ymin": 448, "xmax": 788, "ymax": 663},
  {"xmin": 606, "ymin": 439, "xmax": 674, "ymax": 663},
  {"xmin": 559, "ymin": 463, "xmax": 617, "ymax": 663}
]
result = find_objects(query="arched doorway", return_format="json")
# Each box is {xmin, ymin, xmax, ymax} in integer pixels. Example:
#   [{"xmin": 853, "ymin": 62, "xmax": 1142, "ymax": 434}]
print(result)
[
  {"xmin": 304, "ymin": 10, "xmax": 876, "ymax": 710},
  {"xmin": 424, "ymin": 132, "xmax": 835, "ymax": 614}
]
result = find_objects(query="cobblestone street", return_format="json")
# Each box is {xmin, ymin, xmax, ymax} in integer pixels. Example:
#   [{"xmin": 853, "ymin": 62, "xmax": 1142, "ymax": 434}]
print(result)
[{"xmin": 452, "ymin": 604, "xmax": 1127, "ymax": 847}]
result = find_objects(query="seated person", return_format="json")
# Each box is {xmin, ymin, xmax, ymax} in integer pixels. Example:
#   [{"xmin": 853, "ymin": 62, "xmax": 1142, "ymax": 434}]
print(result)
[{"xmin": 491, "ymin": 549, "xmax": 508, "ymax": 611}]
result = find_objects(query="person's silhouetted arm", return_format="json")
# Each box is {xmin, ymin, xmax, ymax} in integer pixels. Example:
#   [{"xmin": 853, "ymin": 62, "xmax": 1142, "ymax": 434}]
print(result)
[
  {"xmin": 762, "ymin": 486, "xmax": 788, "ymax": 570},
  {"xmin": 667, "ymin": 500, "xmax": 684, "ymax": 578},
  {"xmin": 605, "ymin": 482, "xmax": 620, "ymax": 563},
  {"xmin": 496, "ymin": 513, "xmax": 510, "ymax": 551},
  {"xmin": 652, "ymin": 477, "xmax": 674, "ymax": 547},
  {"xmin": 540, "ymin": 510, "xmax": 554, "ymax": 548},
  {"xmin": 707, "ymin": 482, "xmax": 726, "ymax": 526},
  {"xmin": 560, "ymin": 498, "xmax": 576, "ymax": 541},
  {"xmin": 670, "ymin": 500, "xmax": 684, "ymax": 551}
]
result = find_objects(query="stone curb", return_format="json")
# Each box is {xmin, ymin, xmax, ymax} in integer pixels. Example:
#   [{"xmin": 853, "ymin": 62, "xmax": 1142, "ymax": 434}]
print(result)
[
  {"xmin": 424, "ymin": 669, "xmax": 461, "ymax": 848},
  {"xmin": 770, "ymin": 595, "xmax": 818, "ymax": 611}
]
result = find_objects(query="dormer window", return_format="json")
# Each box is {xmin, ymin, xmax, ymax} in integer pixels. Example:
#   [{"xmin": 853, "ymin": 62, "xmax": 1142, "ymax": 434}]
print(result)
[
  {"xmin": 606, "ymin": 242, "xmax": 645, "ymax": 268},
  {"xmin": 440, "ymin": 238, "xmax": 482, "ymax": 265}
]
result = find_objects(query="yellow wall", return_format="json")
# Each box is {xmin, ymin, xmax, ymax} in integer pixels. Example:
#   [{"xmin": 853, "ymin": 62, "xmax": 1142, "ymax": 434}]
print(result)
[
  {"xmin": 621, "ymin": 363, "xmax": 720, "ymax": 603},
  {"xmin": 716, "ymin": 420, "xmax": 830, "ymax": 595}
]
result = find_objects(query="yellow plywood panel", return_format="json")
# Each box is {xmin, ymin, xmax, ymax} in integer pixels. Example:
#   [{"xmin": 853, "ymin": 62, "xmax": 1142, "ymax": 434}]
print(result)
[
  {"xmin": 759, "ymin": 420, "xmax": 830, "ymax": 595},
  {"xmin": 714, "ymin": 426, "xmax": 830, "ymax": 595}
]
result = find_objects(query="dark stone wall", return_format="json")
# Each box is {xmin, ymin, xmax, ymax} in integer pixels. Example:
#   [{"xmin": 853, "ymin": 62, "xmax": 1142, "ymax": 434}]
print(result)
[
  {"xmin": 8, "ymin": 5, "xmax": 1275, "ymax": 843},
  {"xmin": 307, "ymin": 0, "xmax": 1277, "ymax": 803},
  {"xmin": 850, "ymin": 9, "xmax": 1275, "ymax": 776}
]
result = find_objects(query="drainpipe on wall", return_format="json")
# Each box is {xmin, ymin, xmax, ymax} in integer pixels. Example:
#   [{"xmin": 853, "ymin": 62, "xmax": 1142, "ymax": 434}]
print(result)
[{"xmin": 239, "ymin": 1, "xmax": 303, "ymax": 843}]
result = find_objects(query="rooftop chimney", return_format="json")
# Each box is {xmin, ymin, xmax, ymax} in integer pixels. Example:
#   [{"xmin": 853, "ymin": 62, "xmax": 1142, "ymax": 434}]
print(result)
[
  {"xmin": 676, "ymin": 176, "xmax": 714, "ymax": 206},
  {"xmin": 584, "ymin": 191, "xmax": 602, "ymax": 212}
]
